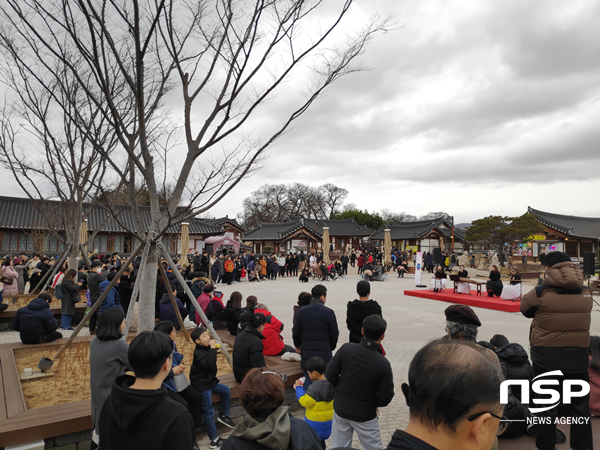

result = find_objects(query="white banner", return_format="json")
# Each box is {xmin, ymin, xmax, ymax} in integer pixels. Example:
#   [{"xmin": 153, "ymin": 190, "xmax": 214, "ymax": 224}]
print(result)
[{"xmin": 415, "ymin": 251, "xmax": 423, "ymax": 285}]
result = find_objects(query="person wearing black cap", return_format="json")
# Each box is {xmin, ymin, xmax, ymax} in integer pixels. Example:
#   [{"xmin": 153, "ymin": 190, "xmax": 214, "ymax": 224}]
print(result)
[
  {"xmin": 444, "ymin": 304, "xmax": 481, "ymax": 343},
  {"xmin": 346, "ymin": 281, "xmax": 382, "ymax": 343}
]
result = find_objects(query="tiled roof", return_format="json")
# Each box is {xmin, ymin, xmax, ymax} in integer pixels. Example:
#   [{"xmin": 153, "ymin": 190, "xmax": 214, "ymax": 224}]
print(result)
[
  {"xmin": 0, "ymin": 196, "xmax": 223, "ymax": 236},
  {"xmin": 316, "ymin": 219, "xmax": 373, "ymax": 236},
  {"xmin": 243, "ymin": 219, "xmax": 321, "ymax": 241},
  {"xmin": 285, "ymin": 216, "xmax": 373, "ymax": 236},
  {"xmin": 370, "ymin": 217, "xmax": 462, "ymax": 241},
  {"xmin": 203, "ymin": 217, "xmax": 246, "ymax": 231},
  {"xmin": 0, "ymin": 196, "xmax": 47, "ymax": 229},
  {"xmin": 528, "ymin": 207, "xmax": 600, "ymax": 239}
]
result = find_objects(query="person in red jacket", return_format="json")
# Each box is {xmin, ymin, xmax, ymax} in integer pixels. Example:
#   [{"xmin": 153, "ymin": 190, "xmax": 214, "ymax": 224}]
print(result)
[
  {"xmin": 223, "ymin": 256, "xmax": 235, "ymax": 285},
  {"xmin": 357, "ymin": 255, "xmax": 365, "ymax": 274},
  {"xmin": 254, "ymin": 303, "xmax": 296, "ymax": 356}
]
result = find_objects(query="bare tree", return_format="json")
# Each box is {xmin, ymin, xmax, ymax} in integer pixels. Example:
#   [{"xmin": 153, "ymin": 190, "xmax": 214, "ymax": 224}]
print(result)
[
  {"xmin": 419, "ymin": 211, "xmax": 450, "ymax": 221},
  {"xmin": 238, "ymin": 182, "xmax": 349, "ymax": 227},
  {"xmin": 321, "ymin": 184, "xmax": 349, "ymax": 219},
  {"xmin": 0, "ymin": 61, "xmax": 116, "ymax": 269},
  {"xmin": 381, "ymin": 209, "xmax": 418, "ymax": 223},
  {"xmin": 0, "ymin": 0, "xmax": 391, "ymax": 332}
]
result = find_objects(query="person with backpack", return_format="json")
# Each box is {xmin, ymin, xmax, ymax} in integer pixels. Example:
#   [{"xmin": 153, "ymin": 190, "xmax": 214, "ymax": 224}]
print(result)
[
  {"xmin": 98, "ymin": 272, "xmax": 122, "ymax": 316},
  {"xmin": 60, "ymin": 269, "xmax": 81, "ymax": 330}
]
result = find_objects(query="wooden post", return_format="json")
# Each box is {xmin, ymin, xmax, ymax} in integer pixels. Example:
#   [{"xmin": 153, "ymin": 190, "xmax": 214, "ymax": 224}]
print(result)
[
  {"xmin": 52, "ymin": 241, "xmax": 144, "ymax": 360},
  {"xmin": 157, "ymin": 243, "xmax": 233, "ymax": 367},
  {"xmin": 122, "ymin": 240, "xmax": 152, "ymax": 339},
  {"xmin": 79, "ymin": 244, "xmax": 93, "ymax": 269},
  {"xmin": 157, "ymin": 261, "xmax": 191, "ymax": 341}
]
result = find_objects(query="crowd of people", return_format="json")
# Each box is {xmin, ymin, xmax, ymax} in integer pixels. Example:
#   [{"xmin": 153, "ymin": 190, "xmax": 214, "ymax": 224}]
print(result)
[{"xmin": 0, "ymin": 248, "xmax": 597, "ymax": 450}]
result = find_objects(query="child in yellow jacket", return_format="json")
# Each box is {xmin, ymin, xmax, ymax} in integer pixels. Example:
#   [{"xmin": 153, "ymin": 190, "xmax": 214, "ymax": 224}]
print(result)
[{"xmin": 293, "ymin": 357, "xmax": 334, "ymax": 440}]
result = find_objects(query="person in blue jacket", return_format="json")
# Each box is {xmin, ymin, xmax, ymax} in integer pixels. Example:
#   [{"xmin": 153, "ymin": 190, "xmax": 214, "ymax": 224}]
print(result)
[
  {"xmin": 159, "ymin": 284, "xmax": 188, "ymax": 330},
  {"xmin": 98, "ymin": 272, "xmax": 122, "ymax": 316},
  {"xmin": 12, "ymin": 293, "xmax": 63, "ymax": 344}
]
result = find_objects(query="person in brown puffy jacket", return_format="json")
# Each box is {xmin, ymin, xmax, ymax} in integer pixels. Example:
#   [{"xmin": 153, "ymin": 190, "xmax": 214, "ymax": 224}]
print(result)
[{"xmin": 520, "ymin": 251, "xmax": 593, "ymax": 450}]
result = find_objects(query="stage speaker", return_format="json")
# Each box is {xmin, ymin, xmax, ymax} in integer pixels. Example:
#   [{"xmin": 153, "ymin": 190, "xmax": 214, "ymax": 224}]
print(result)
[
  {"xmin": 583, "ymin": 252, "xmax": 595, "ymax": 275},
  {"xmin": 433, "ymin": 248, "xmax": 442, "ymax": 265}
]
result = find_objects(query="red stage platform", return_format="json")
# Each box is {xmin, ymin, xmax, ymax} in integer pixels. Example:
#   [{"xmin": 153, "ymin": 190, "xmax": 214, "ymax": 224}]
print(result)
[{"xmin": 403, "ymin": 289, "xmax": 521, "ymax": 313}]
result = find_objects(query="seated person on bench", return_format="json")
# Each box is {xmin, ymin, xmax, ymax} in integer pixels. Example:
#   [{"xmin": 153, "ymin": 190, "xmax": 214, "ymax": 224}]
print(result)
[
  {"xmin": 319, "ymin": 263, "xmax": 336, "ymax": 281},
  {"xmin": 431, "ymin": 265, "xmax": 447, "ymax": 292},
  {"xmin": 456, "ymin": 265, "xmax": 470, "ymax": 294},
  {"xmin": 373, "ymin": 261, "xmax": 384, "ymax": 278},
  {"xmin": 12, "ymin": 293, "xmax": 63, "ymax": 344},
  {"xmin": 501, "ymin": 269, "xmax": 522, "ymax": 301}
]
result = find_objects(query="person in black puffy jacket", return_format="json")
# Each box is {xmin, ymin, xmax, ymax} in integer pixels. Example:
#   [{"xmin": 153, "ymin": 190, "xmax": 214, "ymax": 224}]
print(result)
[
  {"xmin": 12, "ymin": 293, "xmax": 63, "ymax": 344},
  {"xmin": 190, "ymin": 327, "xmax": 235, "ymax": 447},
  {"xmin": 490, "ymin": 334, "xmax": 533, "ymax": 402},
  {"xmin": 346, "ymin": 280, "xmax": 382, "ymax": 343},
  {"xmin": 292, "ymin": 285, "xmax": 339, "ymax": 389},
  {"xmin": 327, "ymin": 315, "xmax": 393, "ymax": 449},
  {"xmin": 232, "ymin": 313, "xmax": 267, "ymax": 383}
]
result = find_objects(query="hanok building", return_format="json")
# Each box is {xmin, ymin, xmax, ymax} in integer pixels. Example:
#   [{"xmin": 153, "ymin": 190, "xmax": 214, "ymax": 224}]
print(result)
[
  {"xmin": 0, "ymin": 196, "xmax": 223, "ymax": 256},
  {"xmin": 200, "ymin": 217, "xmax": 246, "ymax": 254},
  {"xmin": 242, "ymin": 217, "xmax": 373, "ymax": 254},
  {"xmin": 370, "ymin": 217, "xmax": 465, "ymax": 253},
  {"xmin": 525, "ymin": 207, "xmax": 600, "ymax": 262}
]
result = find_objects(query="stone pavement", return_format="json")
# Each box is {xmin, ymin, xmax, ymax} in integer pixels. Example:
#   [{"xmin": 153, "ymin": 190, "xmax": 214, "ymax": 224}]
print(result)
[
  {"xmin": 3, "ymin": 265, "xmax": 599, "ymax": 449},
  {"xmin": 192, "ymin": 266, "xmax": 600, "ymax": 449}
]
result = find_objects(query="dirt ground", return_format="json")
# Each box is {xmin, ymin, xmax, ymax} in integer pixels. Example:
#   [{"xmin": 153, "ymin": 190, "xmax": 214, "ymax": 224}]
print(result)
[{"xmin": 15, "ymin": 331, "xmax": 232, "ymax": 410}]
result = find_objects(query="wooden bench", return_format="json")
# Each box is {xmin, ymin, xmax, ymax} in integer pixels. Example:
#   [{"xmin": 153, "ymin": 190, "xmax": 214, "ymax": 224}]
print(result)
[
  {"xmin": 311, "ymin": 267, "xmax": 331, "ymax": 282},
  {"xmin": 0, "ymin": 331, "xmax": 302, "ymax": 447},
  {"xmin": 0, "ymin": 306, "xmax": 87, "ymax": 319}
]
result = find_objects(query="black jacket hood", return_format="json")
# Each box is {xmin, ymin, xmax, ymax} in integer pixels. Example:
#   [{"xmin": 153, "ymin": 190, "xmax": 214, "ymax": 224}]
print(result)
[
  {"xmin": 106, "ymin": 375, "xmax": 169, "ymax": 431},
  {"xmin": 27, "ymin": 298, "xmax": 50, "ymax": 311},
  {"xmin": 495, "ymin": 342, "xmax": 529, "ymax": 364}
]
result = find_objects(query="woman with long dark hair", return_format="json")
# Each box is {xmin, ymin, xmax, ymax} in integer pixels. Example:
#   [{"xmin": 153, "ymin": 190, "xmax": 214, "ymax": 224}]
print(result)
[
  {"xmin": 501, "ymin": 268, "xmax": 522, "ymax": 301},
  {"xmin": 486, "ymin": 265, "xmax": 503, "ymax": 297},
  {"xmin": 60, "ymin": 269, "xmax": 81, "ymax": 330},
  {"xmin": 431, "ymin": 265, "xmax": 447, "ymax": 292},
  {"xmin": 89, "ymin": 308, "xmax": 129, "ymax": 450},
  {"xmin": 223, "ymin": 291, "xmax": 243, "ymax": 335}
]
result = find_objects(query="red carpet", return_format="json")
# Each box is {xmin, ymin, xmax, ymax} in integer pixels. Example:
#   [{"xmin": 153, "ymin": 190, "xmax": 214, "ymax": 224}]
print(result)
[{"xmin": 403, "ymin": 289, "xmax": 521, "ymax": 312}]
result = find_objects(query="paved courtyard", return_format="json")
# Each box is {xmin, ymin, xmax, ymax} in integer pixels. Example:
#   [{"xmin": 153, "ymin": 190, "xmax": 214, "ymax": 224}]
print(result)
[
  {"xmin": 3, "ymin": 266, "xmax": 598, "ymax": 449},
  {"xmin": 191, "ymin": 267, "xmax": 600, "ymax": 449}
]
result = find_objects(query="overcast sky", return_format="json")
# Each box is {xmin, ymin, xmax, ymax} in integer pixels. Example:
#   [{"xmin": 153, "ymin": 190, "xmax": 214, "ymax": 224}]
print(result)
[
  {"xmin": 3, "ymin": 0, "xmax": 599, "ymax": 225},
  {"xmin": 206, "ymin": 0, "xmax": 600, "ymax": 223}
]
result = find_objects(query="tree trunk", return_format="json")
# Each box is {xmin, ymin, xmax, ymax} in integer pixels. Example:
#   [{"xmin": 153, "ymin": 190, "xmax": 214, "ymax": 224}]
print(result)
[
  {"xmin": 498, "ymin": 246, "xmax": 506, "ymax": 268},
  {"xmin": 66, "ymin": 218, "xmax": 81, "ymax": 271},
  {"xmin": 137, "ymin": 243, "xmax": 158, "ymax": 333}
]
